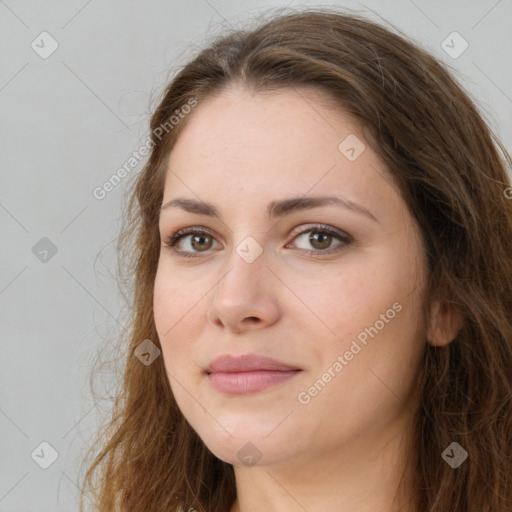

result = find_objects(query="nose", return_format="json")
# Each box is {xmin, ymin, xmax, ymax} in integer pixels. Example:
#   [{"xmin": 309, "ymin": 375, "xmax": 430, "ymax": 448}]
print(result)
[{"xmin": 206, "ymin": 243, "xmax": 281, "ymax": 334}]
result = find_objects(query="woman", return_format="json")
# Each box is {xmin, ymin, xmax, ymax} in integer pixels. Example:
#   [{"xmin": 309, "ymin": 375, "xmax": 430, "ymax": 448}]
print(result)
[{"xmin": 80, "ymin": 7, "xmax": 512, "ymax": 512}]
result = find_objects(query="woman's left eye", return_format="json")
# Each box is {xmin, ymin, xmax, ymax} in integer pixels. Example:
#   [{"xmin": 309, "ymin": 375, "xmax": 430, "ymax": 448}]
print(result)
[
  {"xmin": 162, "ymin": 224, "xmax": 352, "ymax": 259},
  {"xmin": 289, "ymin": 227, "xmax": 351, "ymax": 254}
]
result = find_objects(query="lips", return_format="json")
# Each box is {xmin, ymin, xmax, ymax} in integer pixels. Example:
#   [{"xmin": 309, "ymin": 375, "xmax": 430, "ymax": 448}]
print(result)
[
  {"xmin": 205, "ymin": 354, "xmax": 302, "ymax": 394},
  {"xmin": 205, "ymin": 354, "xmax": 301, "ymax": 373}
]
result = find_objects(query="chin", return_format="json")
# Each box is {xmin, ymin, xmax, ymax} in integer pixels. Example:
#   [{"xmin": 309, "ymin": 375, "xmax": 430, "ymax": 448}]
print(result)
[{"xmin": 194, "ymin": 420, "xmax": 300, "ymax": 468}]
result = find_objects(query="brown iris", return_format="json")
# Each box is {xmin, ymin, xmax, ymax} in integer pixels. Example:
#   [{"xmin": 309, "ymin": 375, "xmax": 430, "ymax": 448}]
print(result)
[
  {"xmin": 308, "ymin": 231, "xmax": 332, "ymax": 250},
  {"xmin": 190, "ymin": 234, "xmax": 213, "ymax": 252}
]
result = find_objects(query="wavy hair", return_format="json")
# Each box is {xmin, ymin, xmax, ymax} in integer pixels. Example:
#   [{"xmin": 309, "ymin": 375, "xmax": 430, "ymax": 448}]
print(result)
[{"xmin": 80, "ymin": 7, "xmax": 512, "ymax": 512}]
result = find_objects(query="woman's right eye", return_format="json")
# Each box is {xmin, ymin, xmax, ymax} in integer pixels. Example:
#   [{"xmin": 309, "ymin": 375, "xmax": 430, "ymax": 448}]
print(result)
[{"xmin": 162, "ymin": 227, "xmax": 219, "ymax": 259}]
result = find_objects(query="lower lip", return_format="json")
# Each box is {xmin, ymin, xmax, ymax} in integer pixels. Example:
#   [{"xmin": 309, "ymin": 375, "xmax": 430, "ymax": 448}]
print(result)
[{"xmin": 207, "ymin": 370, "xmax": 301, "ymax": 394}]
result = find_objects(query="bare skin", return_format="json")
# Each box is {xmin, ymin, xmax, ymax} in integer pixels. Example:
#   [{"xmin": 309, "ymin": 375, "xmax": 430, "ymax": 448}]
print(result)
[{"xmin": 153, "ymin": 85, "xmax": 463, "ymax": 512}]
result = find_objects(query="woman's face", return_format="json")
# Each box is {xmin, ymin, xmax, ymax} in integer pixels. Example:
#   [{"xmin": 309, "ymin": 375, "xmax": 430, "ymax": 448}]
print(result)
[{"xmin": 154, "ymin": 86, "xmax": 428, "ymax": 468}]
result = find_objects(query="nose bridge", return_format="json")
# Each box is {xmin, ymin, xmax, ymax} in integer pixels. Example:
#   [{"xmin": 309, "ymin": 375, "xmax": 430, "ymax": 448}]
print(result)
[
  {"xmin": 207, "ymin": 234, "xmax": 279, "ymax": 330},
  {"xmin": 217, "ymin": 233, "xmax": 268, "ymax": 300}
]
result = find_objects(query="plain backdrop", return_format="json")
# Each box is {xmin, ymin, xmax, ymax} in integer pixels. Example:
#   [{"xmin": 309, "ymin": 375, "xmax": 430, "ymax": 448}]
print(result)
[{"xmin": 1, "ymin": 1, "xmax": 511, "ymax": 510}]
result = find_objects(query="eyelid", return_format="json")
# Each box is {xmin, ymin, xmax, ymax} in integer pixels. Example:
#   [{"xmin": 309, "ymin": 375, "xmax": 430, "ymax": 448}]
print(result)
[{"xmin": 288, "ymin": 223, "xmax": 350, "ymax": 241}]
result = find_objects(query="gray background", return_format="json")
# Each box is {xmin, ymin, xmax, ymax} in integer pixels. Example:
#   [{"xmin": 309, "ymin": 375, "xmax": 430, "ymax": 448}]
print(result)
[{"xmin": 1, "ymin": 1, "xmax": 511, "ymax": 511}]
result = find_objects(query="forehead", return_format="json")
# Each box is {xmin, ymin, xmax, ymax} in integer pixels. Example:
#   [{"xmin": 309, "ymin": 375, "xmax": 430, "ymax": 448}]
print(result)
[
  {"xmin": 162, "ymin": 86, "xmax": 397, "ymax": 220},
  {"xmin": 168, "ymin": 85, "xmax": 361, "ymax": 165}
]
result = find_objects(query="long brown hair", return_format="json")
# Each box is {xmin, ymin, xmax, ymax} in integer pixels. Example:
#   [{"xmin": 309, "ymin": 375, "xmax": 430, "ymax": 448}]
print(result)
[{"xmin": 80, "ymin": 7, "xmax": 512, "ymax": 512}]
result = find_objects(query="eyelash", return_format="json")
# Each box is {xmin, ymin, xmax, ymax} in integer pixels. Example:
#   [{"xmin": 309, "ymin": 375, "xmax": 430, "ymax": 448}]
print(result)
[{"xmin": 161, "ymin": 224, "xmax": 353, "ymax": 259}]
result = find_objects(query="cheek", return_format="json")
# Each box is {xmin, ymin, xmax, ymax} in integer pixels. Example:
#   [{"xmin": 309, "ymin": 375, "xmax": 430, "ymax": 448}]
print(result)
[
  {"xmin": 153, "ymin": 275, "xmax": 175, "ymax": 341},
  {"xmin": 153, "ymin": 262, "xmax": 200, "ymax": 329},
  {"xmin": 297, "ymin": 264, "xmax": 389, "ymax": 336},
  {"xmin": 153, "ymin": 268, "xmax": 203, "ymax": 364},
  {"xmin": 311, "ymin": 254, "xmax": 425, "ymax": 367}
]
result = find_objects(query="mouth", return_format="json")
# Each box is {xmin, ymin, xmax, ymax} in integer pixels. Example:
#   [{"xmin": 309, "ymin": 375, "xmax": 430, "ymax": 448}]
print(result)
[{"xmin": 205, "ymin": 353, "xmax": 302, "ymax": 395}]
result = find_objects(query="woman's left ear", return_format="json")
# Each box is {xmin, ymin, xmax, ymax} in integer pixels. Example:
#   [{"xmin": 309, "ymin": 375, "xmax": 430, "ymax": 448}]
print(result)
[{"xmin": 427, "ymin": 299, "xmax": 465, "ymax": 346}]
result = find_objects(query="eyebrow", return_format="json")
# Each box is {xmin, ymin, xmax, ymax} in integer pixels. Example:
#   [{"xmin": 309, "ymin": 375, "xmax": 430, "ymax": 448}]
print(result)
[{"xmin": 160, "ymin": 195, "xmax": 377, "ymax": 222}]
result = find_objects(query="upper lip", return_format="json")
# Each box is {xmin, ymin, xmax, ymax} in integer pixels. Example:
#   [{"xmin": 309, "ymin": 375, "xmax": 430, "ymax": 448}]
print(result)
[{"xmin": 206, "ymin": 354, "xmax": 301, "ymax": 373}]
